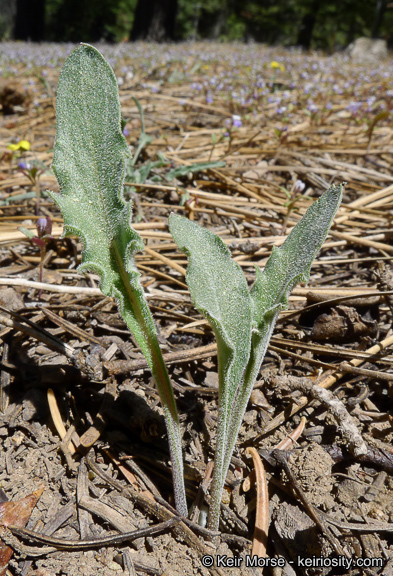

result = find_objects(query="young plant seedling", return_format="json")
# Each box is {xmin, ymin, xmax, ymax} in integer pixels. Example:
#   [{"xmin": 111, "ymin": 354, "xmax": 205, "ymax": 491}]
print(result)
[
  {"xmin": 169, "ymin": 182, "xmax": 343, "ymax": 530},
  {"xmin": 48, "ymin": 43, "xmax": 342, "ymax": 532},
  {"xmin": 48, "ymin": 44, "xmax": 187, "ymax": 516},
  {"xmin": 19, "ymin": 216, "xmax": 53, "ymax": 297}
]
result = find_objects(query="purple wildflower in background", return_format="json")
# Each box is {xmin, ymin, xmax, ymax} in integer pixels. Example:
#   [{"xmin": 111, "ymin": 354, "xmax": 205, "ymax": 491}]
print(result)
[
  {"xmin": 294, "ymin": 180, "xmax": 306, "ymax": 194},
  {"xmin": 366, "ymin": 96, "xmax": 376, "ymax": 108},
  {"xmin": 18, "ymin": 161, "xmax": 33, "ymax": 171},
  {"xmin": 346, "ymin": 101, "xmax": 362, "ymax": 115},
  {"xmin": 36, "ymin": 216, "xmax": 52, "ymax": 239}
]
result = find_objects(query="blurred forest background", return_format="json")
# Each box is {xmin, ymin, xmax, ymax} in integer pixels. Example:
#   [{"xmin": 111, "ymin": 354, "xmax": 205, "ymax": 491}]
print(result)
[{"xmin": 0, "ymin": 0, "xmax": 391, "ymax": 51}]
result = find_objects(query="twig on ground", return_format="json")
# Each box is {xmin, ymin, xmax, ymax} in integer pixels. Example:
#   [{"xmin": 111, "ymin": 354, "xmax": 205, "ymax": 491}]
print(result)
[
  {"xmin": 263, "ymin": 332, "xmax": 393, "ymax": 435},
  {"xmin": 270, "ymin": 375, "xmax": 368, "ymax": 457},
  {"xmin": 6, "ymin": 517, "xmax": 180, "ymax": 551},
  {"xmin": 246, "ymin": 447, "xmax": 269, "ymax": 559}
]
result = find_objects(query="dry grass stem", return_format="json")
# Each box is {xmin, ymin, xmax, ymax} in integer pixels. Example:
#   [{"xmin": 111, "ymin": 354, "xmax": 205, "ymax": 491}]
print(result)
[{"xmin": 246, "ymin": 447, "xmax": 269, "ymax": 559}]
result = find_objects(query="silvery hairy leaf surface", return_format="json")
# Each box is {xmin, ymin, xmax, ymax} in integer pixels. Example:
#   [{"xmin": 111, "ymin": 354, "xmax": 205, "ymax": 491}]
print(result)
[
  {"xmin": 49, "ymin": 44, "xmax": 187, "ymax": 515},
  {"xmin": 170, "ymin": 183, "xmax": 343, "ymax": 529}
]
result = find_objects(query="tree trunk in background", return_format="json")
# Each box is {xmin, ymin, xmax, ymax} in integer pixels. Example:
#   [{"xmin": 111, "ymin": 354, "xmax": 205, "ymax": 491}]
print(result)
[
  {"xmin": 372, "ymin": 0, "xmax": 386, "ymax": 37},
  {"xmin": 0, "ymin": 0, "xmax": 17, "ymax": 40},
  {"xmin": 14, "ymin": 0, "xmax": 45, "ymax": 41},
  {"xmin": 131, "ymin": 0, "xmax": 178, "ymax": 41},
  {"xmin": 296, "ymin": 0, "xmax": 321, "ymax": 49}
]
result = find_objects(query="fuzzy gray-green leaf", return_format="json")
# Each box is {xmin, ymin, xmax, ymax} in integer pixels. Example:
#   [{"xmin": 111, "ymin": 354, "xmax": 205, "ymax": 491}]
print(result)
[
  {"xmin": 223, "ymin": 183, "xmax": 343, "ymax": 472},
  {"xmin": 210, "ymin": 183, "xmax": 343, "ymax": 531},
  {"xmin": 48, "ymin": 44, "xmax": 187, "ymax": 516},
  {"xmin": 50, "ymin": 45, "xmax": 142, "ymax": 298},
  {"xmin": 48, "ymin": 44, "xmax": 153, "ymax": 360},
  {"xmin": 170, "ymin": 213, "xmax": 253, "ymax": 528},
  {"xmin": 169, "ymin": 213, "xmax": 252, "ymax": 399},
  {"xmin": 251, "ymin": 183, "xmax": 343, "ymax": 329}
]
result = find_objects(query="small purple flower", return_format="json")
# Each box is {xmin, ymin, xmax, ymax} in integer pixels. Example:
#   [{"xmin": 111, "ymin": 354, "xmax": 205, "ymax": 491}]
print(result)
[
  {"xmin": 18, "ymin": 161, "xmax": 33, "ymax": 171},
  {"xmin": 294, "ymin": 180, "xmax": 306, "ymax": 194},
  {"xmin": 36, "ymin": 216, "xmax": 52, "ymax": 238},
  {"xmin": 366, "ymin": 96, "xmax": 376, "ymax": 107},
  {"xmin": 232, "ymin": 114, "xmax": 242, "ymax": 128},
  {"xmin": 122, "ymin": 128, "xmax": 130, "ymax": 137},
  {"xmin": 346, "ymin": 101, "xmax": 362, "ymax": 115},
  {"xmin": 307, "ymin": 101, "xmax": 318, "ymax": 114}
]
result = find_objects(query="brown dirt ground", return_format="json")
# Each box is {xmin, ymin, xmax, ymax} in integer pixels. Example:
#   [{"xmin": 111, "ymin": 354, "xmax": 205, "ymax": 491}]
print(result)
[{"xmin": 0, "ymin": 42, "xmax": 393, "ymax": 576}]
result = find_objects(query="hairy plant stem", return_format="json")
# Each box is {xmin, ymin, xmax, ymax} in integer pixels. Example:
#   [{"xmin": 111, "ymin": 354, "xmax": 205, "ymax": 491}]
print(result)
[
  {"xmin": 207, "ymin": 403, "xmax": 228, "ymax": 532},
  {"xmin": 111, "ymin": 243, "xmax": 187, "ymax": 517},
  {"xmin": 207, "ymin": 333, "xmax": 248, "ymax": 531},
  {"xmin": 207, "ymin": 314, "xmax": 277, "ymax": 531},
  {"xmin": 51, "ymin": 44, "xmax": 190, "ymax": 518}
]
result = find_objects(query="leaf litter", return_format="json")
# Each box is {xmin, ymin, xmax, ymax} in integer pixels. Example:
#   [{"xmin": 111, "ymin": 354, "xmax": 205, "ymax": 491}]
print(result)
[{"xmin": 0, "ymin": 41, "xmax": 393, "ymax": 575}]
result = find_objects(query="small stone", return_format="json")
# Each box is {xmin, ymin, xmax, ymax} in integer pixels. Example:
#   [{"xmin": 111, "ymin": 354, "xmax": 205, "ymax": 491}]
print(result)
[
  {"xmin": 170, "ymin": 190, "xmax": 179, "ymax": 203},
  {"xmin": 204, "ymin": 371, "xmax": 218, "ymax": 389},
  {"xmin": 348, "ymin": 37, "xmax": 388, "ymax": 63},
  {"xmin": 0, "ymin": 287, "xmax": 24, "ymax": 312}
]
